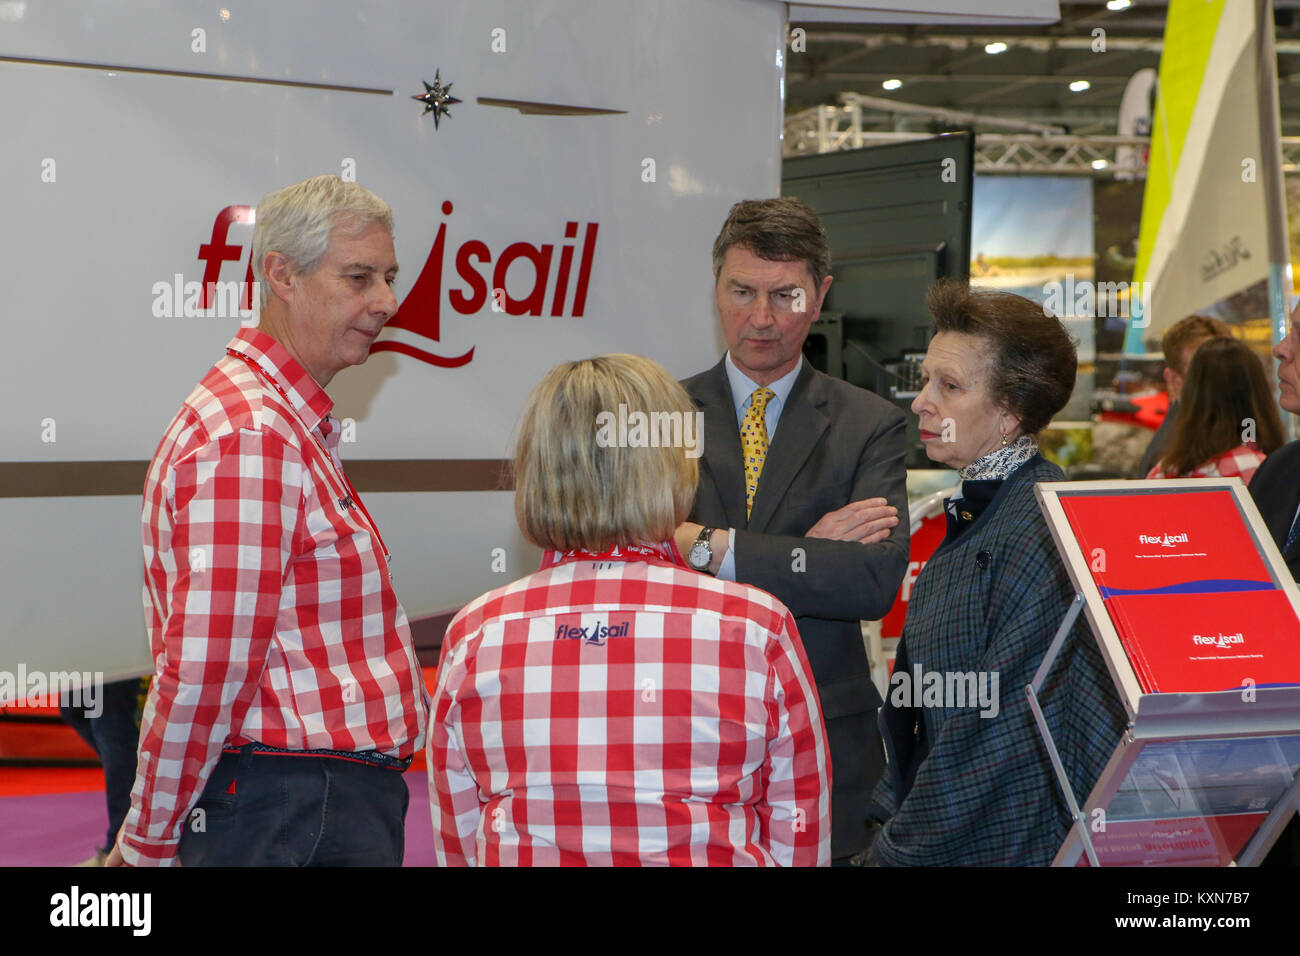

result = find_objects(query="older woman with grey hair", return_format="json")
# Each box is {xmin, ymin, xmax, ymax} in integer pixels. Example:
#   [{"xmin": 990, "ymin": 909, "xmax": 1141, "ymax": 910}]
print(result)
[
  {"xmin": 427, "ymin": 353, "xmax": 831, "ymax": 866},
  {"xmin": 866, "ymin": 281, "xmax": 1127, "ymax": 866}
]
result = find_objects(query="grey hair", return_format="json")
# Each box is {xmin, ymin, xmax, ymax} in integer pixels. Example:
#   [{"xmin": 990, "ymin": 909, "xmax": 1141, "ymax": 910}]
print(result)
[{"xmin": 251, "ymin": 174, "xmax": 394, "ymax": 308}]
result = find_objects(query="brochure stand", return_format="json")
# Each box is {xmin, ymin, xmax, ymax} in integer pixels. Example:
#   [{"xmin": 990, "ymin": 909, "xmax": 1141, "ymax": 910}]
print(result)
[{"xmin": 1031, "ymin": 478, "xmax": 1300, "ymax": 866}]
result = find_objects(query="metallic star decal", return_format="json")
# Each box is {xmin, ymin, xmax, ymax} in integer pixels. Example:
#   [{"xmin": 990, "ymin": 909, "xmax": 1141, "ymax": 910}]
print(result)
[{"xmin": 411, "ymin": 70, "xmax": 462, "ymax": 129}]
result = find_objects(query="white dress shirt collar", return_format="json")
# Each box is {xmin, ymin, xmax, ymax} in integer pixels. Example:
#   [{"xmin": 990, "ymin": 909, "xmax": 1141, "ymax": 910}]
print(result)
[{"xmin": 723, "ymin": 352, "xmax": 802, "ymax": 433}]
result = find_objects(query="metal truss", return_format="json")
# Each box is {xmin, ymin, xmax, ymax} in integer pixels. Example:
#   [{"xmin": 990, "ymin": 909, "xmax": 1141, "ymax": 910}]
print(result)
[
  {"xmin": 973, "ymin": 133, "xmax": 1150, "ymax": 176},
  {"xmin": 784, "ymin": 103, "xmax": 1300, "ymax": 176}
]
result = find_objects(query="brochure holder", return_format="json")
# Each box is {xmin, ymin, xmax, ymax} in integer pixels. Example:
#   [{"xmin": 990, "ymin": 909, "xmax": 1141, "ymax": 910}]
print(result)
[{"xmin": 1031, "ymin": 478, "xmax": 1300, "ymax": 866}]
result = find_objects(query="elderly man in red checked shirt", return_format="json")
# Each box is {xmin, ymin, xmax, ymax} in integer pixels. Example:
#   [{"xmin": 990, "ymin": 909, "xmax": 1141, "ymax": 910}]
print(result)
[
  {"xmin": 109, "ymin": 175, "xmax": 428, "ymax": 867},
  {"xmin": 429, "ymin": 354, "xmax": 830, "ymax": 865}
]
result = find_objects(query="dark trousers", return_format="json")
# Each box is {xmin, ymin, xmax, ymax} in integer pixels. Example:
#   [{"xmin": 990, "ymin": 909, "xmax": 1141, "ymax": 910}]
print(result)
[
  {"xmin": 60, "ymin": 677, "xmax": 144, "ymax": 852},
  {"xmin": 827, "ymin": 708, "xmax": 886, "ymax": 860},
  {"xmin": 178, "ymin": 747, "xmax": 409, "ymax": 866}
]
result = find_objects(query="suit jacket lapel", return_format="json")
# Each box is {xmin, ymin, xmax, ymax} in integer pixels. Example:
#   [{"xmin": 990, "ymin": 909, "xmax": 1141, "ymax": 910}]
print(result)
[
  {"xmin": 747, "ymin": 360, "xmax": 829, "ymax": 532},
  {"xmin": 693, "ymin": 359, "xmax": 749, "ymax": 530}
]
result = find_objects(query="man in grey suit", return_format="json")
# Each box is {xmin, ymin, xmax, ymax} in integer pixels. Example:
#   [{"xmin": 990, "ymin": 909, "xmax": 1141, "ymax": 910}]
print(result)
[
  {"xmin": 1246, "ymin": 297, "xmax": 1300, "ymax": 867},
  {"xmin": 675, "ymin": 198, "xmax": 910, "ymax": 864}
]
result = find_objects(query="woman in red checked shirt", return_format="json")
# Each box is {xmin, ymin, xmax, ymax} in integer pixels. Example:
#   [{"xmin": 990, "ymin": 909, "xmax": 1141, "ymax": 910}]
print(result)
[
  {"xmin": 1146, "ymin": 336, "xmax": 1283, "ymax": 486},
  {"xmin": 427, "ymin": 354, "xmax": 832, "ymax": 866}
]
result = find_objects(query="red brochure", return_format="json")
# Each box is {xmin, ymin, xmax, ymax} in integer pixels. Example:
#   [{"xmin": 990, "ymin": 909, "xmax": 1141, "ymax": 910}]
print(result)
[
  {"xmin": 1060, "ymin": 489, "xmax": 1300, "ymax": 693},
  {"xmin": 1061, "ymin": 489, "xmax": 1272, "ymax": 592},
  {"xmin": 1077, "ymin": 813, "xmax": 1267, "ymax": 867},
  {"xmin": 1104, "ymin": 591, "xmax": 1300, "ymax": 692}
]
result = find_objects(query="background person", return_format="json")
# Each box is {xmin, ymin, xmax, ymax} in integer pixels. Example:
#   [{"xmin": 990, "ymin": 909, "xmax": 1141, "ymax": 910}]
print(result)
[
  {"xmin": 1145, "ymin": 335, "xmax": 1283, "ymax": 485},
  {"xmin": 677, "ymin": 197, "xmax": 908, "ymax": 864},
  {"xmin": 867, "ymin": 280, "xmax": 1126, "ymax": 866},
  {"xmin": 429, "ymin": 354, "xmax": 831, "ymax": 866},
  {"xmin": 110, "ymin": 175, "xmax": 427, "ymax": 867},
  {"xmin": 1136, "ymin": 314, "xmax": 1233, "ymax": 477},
  {"xmin": 1246, "ymin": 297, "xmax": 1300, "ymax": 867},
  {"xmin": 60, "ymin": 677, "xmax": 149, "ymax": 866}
]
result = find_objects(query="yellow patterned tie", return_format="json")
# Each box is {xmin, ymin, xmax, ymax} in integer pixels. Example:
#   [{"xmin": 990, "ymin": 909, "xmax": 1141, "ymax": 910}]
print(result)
[{"xmin": 742, "ymin": 387, "xmax": 774, "ymax": 519}]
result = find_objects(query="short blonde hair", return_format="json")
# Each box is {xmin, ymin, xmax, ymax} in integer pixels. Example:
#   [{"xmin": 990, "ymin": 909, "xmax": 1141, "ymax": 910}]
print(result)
[{"xmin": 514, "ymin": 354, "xmax": 699, "ymax": 551}]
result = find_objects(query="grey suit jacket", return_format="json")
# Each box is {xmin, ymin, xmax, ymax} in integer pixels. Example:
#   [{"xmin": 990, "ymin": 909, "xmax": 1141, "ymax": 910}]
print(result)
[
  {"xmin": 1249, "ymin": 439, "xmax": 1300, "ymax": 581},
  {"xmin": 683, "ymin": 356, "xmax": 911, "ymax": 719},
  {"xmin": 1248, "ymin": 440, "xmax": 1300, "ymax": 865}
]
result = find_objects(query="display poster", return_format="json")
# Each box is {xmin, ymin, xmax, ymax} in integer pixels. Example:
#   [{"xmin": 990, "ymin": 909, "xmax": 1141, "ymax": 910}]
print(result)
[
  {"xmin": 970, "ymin": 175, "xmax": 1095, "ymax": 422},
  {"xmin": 1059, "ymin": 488, "xmax": 1300, "ymax": 693},
  {"xmin": 879, "ymin": 508, "xmax": 947, "ymax": 642}
]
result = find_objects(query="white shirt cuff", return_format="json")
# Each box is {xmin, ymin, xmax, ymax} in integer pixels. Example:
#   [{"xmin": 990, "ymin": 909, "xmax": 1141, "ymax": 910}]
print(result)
[{"xmin": 716, "ymin": 528, "xmax": 737, "ymax": 581}]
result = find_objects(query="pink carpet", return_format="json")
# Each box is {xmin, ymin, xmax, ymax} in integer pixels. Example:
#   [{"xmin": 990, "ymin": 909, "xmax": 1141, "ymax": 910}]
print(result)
[{"xmin": 0, "ymin": 771, "xmax": 437, "ymax": 866}]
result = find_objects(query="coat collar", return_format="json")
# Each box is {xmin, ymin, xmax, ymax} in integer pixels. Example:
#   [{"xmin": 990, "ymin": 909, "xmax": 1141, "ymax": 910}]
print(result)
[{"xmin": 935, "ymin": 453, "xmax": 1053, "ymax": 554}]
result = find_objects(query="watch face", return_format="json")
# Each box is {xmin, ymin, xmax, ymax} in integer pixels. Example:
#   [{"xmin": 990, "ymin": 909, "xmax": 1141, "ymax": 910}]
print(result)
[{"xmin": 688, "ymin": 542, "xmax": 709, "ymax": 569}]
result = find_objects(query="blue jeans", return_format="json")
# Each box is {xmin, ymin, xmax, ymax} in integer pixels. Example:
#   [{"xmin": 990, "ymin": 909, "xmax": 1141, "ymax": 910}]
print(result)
[{"xmin": 178, "ymin": 747, "xmax": 409, "ymax": 866}]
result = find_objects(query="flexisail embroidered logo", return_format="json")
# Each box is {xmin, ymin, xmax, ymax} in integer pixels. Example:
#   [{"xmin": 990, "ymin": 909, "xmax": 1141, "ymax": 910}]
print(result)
[
  {"xmin": 555, "ymin": 622, "xmax": 631, "ymax": 646},
  {"xmin": 185, "ymin": 201, "xmax": 600, "ymax": 369}
]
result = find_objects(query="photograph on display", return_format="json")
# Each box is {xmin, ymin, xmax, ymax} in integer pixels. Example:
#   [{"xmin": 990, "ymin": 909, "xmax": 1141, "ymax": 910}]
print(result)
[{"xmin": 970, "ymin": 176, "xmax": 1095, "ymax": 424}]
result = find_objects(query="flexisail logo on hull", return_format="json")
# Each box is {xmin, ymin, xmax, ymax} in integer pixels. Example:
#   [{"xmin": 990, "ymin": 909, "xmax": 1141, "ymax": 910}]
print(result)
[
  {"xmin": 189, "ymin": 201, "xmax": 599, "ymax": 368},
  {"xmin": 373, "ymin": 201, "xmax": 599, "ymax": 368}
]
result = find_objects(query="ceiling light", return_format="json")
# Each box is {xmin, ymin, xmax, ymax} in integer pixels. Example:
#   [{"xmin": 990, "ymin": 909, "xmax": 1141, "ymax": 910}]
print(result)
[
  {"xmin": 985, "ymin": 42, "xmax": 1008, "ymax": 55},
  {"xmin": 1092, "ymin": 159, "xmax": 1109, "ymax": 170},
  {"xmin": 1069, "ymin": 80, "xmax": 1091, "ymax": 93},
  {"xmin": 882, "ymin": 78, "xmax": 902, "ymax": 91},
  {"xmin": 1106, "ymin": 0, "xmax": 1132, "ymax": 10}
]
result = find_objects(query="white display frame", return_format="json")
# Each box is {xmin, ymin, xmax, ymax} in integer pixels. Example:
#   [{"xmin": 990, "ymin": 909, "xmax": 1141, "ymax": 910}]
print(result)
[
  {"xmin": 1032, "ymin": 478, "xmax": 1300, "ymax": 867},
  {"xmin": 1035, "ymin": 477, "xmax": 1300, "ymax": 717}
]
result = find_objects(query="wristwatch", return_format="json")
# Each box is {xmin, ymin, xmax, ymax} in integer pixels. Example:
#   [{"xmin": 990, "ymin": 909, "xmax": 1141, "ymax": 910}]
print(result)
[{"xmin": 687, "ymin": 527, "xmax": 716, "ymax": 572}]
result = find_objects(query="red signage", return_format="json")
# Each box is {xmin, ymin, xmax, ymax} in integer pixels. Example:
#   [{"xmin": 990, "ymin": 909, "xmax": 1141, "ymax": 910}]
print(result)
[
  {"xmin": 880, "ymin": 506, "xmax": 948, "ymax": 640},
  {"xmin": 374, "ymin": 201, "xmax": 599, "ymax": 369},
  {"xmin": 193, "ymin": 201, "xmax": 600, "ymax": 369}
]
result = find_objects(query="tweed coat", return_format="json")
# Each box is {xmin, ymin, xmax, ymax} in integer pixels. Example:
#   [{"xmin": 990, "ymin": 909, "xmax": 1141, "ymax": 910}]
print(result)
[{"xmin": 870, "ymin": 455, "xmax": 1127, "ymax": 865}]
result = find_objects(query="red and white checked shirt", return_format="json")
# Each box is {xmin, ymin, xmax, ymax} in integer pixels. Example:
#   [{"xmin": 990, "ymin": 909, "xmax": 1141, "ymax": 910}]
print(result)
[
  {"xmin": 428, "ymin": 545, "xmax": 831, "ymax": 866},
  {"xmin": 121, "ymin": 327, "xmax": 428, "ymax": 866},
  {"xmin": 1146, "ymin": 442, "xmax": 1267, "ymax": 485}
]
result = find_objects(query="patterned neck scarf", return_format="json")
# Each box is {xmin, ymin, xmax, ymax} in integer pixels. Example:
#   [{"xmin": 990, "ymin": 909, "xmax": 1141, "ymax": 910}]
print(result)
[{"xmin": 959, "ymin": 435, "xmax": 1037, "ymax": 481}]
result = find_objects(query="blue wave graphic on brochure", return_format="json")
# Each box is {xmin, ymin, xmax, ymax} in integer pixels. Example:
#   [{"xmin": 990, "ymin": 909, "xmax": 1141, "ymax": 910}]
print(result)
[{"xmin": 1098, "ymin": 578, "xmax": 1275, "ymax": 598}]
